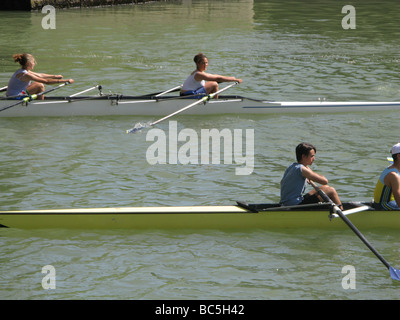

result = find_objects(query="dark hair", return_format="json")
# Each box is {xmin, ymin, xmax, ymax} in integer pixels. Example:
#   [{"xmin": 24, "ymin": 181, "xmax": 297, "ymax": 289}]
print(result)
[
  {"xmin": 295, "ymin": 142, "xmax": 316, "ymax": 162},
  {"xmin": 13, "ymin": 53, "xmax": 34, "ymax": 68},
  {"xmin": 194, "ymin": 53, "xmax": 207, "ymax": 65}
]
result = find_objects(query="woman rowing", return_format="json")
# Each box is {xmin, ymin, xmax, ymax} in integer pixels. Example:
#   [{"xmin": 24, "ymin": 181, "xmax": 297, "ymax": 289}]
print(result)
[
  {"xmin": 6, "ymin": 53, "xmax": 74, "ymax": 100},
  {"xmin": 180, "ymin": 53, "xmax": 242, "ymax": 97}
]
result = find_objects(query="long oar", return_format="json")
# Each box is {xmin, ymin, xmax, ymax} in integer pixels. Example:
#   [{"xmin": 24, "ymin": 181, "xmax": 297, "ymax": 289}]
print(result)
[
  {"xmin": 0, "ymin": 86, "xmax": 7, "ymax": 93},
  {"xmin": 68, "ymin": 84, "xmax": 100, "ymax": 98},
  {"xmin": 309, "ymin": 180, "xmax": 400, "ymax": 281},
  {"xmin": 139, "ymin": 85, "xmax": 182, "ymax": 98},
  {"xmin": 154, "ymin": 85, "xmax": 182, "ymax": 98},
  {"xmin": 0, "ymin": 82, "xmax": 70, "ymax": 113},
  {"xmin": 126, "ymin": 82, "xmax": 239, "ymax": 133}
]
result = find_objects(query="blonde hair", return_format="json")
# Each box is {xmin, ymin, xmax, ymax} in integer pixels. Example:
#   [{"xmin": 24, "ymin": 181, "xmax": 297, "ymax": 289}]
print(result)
[{"xmin": 13, "ymin": 53, "xmax": 35, "ymax": 68}]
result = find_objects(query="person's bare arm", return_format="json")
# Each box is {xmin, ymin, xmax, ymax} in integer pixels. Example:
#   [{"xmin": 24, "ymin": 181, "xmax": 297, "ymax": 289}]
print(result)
[
  {"xmin": 301, "ymin": 166, "xmax": 328, "ymax": 185},
  {"xmin": 386, "ymin": 172, "xmax": 400, "ymax": 206},
  {"xmin": 195, "ymin": 71, "xmax": 242, "ymax": 83}
]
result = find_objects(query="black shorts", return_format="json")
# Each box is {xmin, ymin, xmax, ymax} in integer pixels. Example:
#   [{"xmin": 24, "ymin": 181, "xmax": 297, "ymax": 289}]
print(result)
[{"xmin": 300, "ymin": 193, "xmax": 320, "ymax": 204}]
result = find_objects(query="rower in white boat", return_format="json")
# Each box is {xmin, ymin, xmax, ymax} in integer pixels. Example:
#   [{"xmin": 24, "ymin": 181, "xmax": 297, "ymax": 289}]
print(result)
[
  {"xmin": 180, "ymin": 53, "xmax": 242, "ymax": 97},
  {"xmin": 6, "ymin": 53, "xmax": 74, "ymax": 100}
]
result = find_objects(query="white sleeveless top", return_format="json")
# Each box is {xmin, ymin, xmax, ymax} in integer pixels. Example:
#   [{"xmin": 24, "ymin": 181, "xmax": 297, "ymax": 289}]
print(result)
[
  {"xmin": 182, "ymin": 71, "xmax": 205, "ymax": 91},
  {"xmin": 7, "ymin": 69, "xmax": 31, "ymax": 96}
]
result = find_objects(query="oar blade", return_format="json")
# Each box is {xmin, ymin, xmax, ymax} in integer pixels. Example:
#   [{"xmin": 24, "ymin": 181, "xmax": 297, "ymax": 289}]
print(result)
[
  {"xmin": 126, "ymin": 122, "xmax": 151, "ymax": 134},
  {"xmin": 309, "ymin": 180, "xmax": 400, "ymax": 281},
  {"xmin": 389, "ymin": 266, "xmax": 400, "ymax": 281}
]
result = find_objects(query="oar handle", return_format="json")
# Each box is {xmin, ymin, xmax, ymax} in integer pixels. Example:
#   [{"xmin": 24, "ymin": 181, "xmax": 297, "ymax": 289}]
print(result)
[
  {"xmin": 41, "ymin": 81, "xmax": 70, "ymax": 96},
  {"xmin": 151, "ymin": 82, "xmax": 239, "ymax": 126},
  {"xmin": 0, "ymin": 81, "xmax": 71, "ymax": 113},
  {"xmin": 208, "ymin": 81, "xmax": 239, "ymax": 100},
  {"xmin": 154, "ymin": 85, "xmax": 183, "ymax": 97},
  {"xmin": 68, "ymin": 84, "xmax": 99, "ymax": 98},
  {"xmin": 309, "ymin": 180, "xmax": 334, "ymax": 205}
]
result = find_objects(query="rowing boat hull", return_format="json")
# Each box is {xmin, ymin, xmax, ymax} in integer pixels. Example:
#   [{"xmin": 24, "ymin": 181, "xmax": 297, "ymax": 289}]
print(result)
[
  {"xmin": 1, "ymin": 203, "xmax": 398, "ymax": 230},
  {"xmin": 1, "ymin": 95, "xmax": 400, "ymax": 117}
]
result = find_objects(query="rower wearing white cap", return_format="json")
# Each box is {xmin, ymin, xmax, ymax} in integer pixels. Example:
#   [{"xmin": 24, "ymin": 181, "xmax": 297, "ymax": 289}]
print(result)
[{"xmin": 373, "ymin": 142, "xmax": 400, "ymax": 210}]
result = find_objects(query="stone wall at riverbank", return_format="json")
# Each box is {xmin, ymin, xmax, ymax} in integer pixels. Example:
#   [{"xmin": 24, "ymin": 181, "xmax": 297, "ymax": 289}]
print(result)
[{"xmin": 1, "ymin": 0, "xmax": 168, "ymax": 11}]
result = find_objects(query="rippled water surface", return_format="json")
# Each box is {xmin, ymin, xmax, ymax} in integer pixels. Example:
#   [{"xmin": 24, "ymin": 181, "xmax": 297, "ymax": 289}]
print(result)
[{"xmin": 1, "ymin": 0, "xmax": 400, "ymax": 300}]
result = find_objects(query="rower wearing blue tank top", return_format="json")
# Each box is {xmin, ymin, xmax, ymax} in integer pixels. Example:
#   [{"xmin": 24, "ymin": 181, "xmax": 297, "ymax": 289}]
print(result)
[{"xmin": 280, "ymin": 142, "xmax": 342, "ymax": 209}]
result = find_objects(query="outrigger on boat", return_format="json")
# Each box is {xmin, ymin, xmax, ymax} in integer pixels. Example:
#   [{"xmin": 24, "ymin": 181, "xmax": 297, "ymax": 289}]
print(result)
[
  {"xmin": 0, "ymin": 201, "xmax": 398, "ymax": 230},
  {"xmin": 1, "ymin": 84, "xmax": 400, "ymax": 117}
]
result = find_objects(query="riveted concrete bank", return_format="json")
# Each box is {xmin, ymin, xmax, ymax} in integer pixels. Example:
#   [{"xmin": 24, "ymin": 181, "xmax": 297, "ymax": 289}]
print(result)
[{"xmin": 1, "ymin": 0, "xmax": 167, "ymax": 11}]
